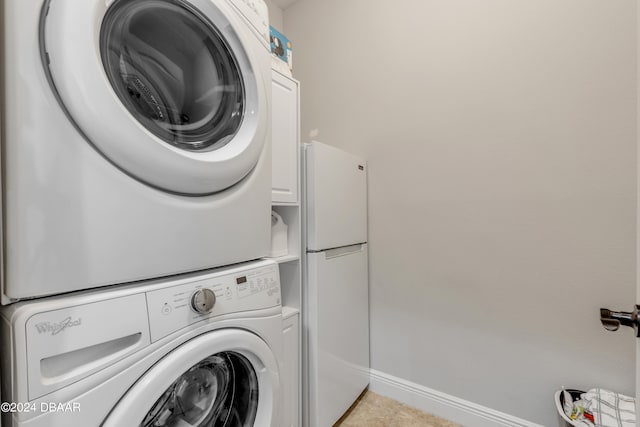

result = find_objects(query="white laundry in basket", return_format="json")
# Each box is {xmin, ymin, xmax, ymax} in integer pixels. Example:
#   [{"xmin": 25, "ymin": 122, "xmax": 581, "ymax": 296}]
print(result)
[
  {"xmin": 582, "ymin": 388, "xmax": 635, "ymax": 427},
  {"xmin": 556, "ymin": 388, "xmax": 636, "ymax": 427}
]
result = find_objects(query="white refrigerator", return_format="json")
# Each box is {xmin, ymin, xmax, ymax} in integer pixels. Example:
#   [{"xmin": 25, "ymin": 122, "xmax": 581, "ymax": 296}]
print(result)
[{"xmin": 304, "ymin": 142, "xmax": 370, "ymax": 427}]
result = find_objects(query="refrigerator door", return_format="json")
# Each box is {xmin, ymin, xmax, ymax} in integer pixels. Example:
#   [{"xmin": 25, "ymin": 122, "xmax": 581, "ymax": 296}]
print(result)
[
  {"xmin": 305, "ymin": 142, "xmax": 367, "ymax": 251},
  {"xmin": 307, "ymin": 244, "xmax": 369, "ymax": 427}
]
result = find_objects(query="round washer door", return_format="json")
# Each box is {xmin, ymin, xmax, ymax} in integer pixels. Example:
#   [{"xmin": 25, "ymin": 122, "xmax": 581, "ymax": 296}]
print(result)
[
  {"xmin": 103, "ymin": 329, "xmax": 280, "ymax": 426},
  {"xmin": 41, "ymin": 0, "xmax": 268, "ymax": 195}
]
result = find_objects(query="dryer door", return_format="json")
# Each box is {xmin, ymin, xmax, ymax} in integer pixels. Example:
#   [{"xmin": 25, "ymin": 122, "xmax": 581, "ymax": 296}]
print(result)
[
  {"xmin": 41, "ymin": 0, "xmax": 268, "ymax": 195},
  {"xmin": 103, "ymin": 329, "xmax": 280, "ymax": 426}
]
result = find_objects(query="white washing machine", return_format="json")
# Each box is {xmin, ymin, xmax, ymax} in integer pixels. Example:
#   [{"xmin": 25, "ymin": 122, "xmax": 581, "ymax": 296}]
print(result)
[
  {"xmin": 1, "ymin": 0, "xmax": 272, "ymax": 303},
  {"xmin": 0, "ymin": 260, "xmax": 283, "ymax": 427}
]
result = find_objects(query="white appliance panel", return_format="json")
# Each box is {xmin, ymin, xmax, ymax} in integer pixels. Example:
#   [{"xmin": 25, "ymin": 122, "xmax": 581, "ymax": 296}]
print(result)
[
  {"xmin": 1, "ymin": 0, "xmax": 272, "ymax": 303},
  {"xmin": 307, "ymin": 244, "xmax": 370, "ymax": 427},
  {"xmin": 25, "ymin": 294, "xmax": 150, "ymax": 401},
  {"xmin": 0, "ymin": 260, "xmax": 283, "ymax": 427},
  {"xmin": 306, "ymin": 142, "xmax": 367, "ymax": 251},
  {"xmin": 146, "ymin": 265, "xmax": 280, "ymax": 342},
  {"xmin": 228, "ymin": 0, "xmax": 270, "ymax": 45}
]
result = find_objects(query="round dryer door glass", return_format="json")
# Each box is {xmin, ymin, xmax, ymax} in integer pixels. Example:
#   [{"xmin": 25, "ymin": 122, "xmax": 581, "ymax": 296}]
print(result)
[
  {"xmin": 141, "ymin": 351, "xmax": 258, "ymax": 426},
  {"xmin": 101, "ymin": 0, "xmax": 245, "ymax": 151}
]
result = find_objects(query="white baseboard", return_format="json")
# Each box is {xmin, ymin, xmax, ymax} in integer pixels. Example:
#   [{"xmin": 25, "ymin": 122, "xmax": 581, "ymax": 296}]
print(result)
[{"xmin": 369, "ymin": 369, "xmax": 545, "ymax": 427}]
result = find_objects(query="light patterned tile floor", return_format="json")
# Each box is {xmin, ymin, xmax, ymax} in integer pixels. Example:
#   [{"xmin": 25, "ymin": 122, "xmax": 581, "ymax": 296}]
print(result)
[{"xmin": 334, "ymin": 391, "xmax": 463, "ymax": 427}]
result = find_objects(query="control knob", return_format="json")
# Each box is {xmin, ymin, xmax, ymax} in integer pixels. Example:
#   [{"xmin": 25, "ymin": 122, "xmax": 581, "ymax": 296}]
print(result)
[{"xmin": 191, "ymin": 288, "xmax": 216, "ymax": 314}]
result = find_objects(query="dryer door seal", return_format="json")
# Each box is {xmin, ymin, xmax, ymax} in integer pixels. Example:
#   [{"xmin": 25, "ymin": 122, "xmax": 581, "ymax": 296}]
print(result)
[
  {"xmin": 103, "ymin": 329, "xmax": 280, "ymax": 426},
  {"xmin": 40, "ymin": 0, "xmax": 268, "ymax": 196}
]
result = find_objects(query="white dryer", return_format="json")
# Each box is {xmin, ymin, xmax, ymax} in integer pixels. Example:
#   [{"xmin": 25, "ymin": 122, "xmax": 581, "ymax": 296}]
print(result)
[
  {"xmin": 0, "ymin": 260, "xmax": 283, "ymax": 427},
  {"xmin": 1, "ymin": 0, "xmax": 272, "ymax": 303}
]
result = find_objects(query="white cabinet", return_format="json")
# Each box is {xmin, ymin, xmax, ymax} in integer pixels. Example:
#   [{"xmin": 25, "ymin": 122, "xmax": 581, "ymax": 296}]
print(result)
[
  {"xmin": 282, "ymin": 308, "xmax": 300, "ymax": 427},
  {"xmin": 270, "ymin": 67, "xmax": 301, "ymax": 427},
  {"xmin": 271, "ymin": 69, "xmax": 300, "ymax": 204}
]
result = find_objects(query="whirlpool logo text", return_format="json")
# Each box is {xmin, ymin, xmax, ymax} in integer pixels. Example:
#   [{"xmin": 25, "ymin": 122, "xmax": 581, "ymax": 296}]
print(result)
[{"xmin": 34, "ymin": 317, "xmax": 82, "ymax": 335}]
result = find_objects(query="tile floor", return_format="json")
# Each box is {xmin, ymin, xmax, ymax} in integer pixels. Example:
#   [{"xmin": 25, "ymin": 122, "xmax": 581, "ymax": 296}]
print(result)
[{"xmin": 334, "ymin": 391, "xmax": 462, "ymax": 427}]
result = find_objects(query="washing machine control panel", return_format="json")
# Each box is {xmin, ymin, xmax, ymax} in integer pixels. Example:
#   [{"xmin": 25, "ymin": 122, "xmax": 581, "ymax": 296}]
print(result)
[{"xmin": 146, "ymin": 262, "xmax": 280, "ymax": 342}]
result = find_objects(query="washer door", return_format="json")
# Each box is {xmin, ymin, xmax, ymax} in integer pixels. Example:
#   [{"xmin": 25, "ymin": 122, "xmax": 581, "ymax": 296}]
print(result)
[
  {"xmin": 103, "ymin": 329, "xmax": 279, "ymax": 426},
  {"xmin": 41, "ymin": 0, "xmax": 268, "ymax": 195}
]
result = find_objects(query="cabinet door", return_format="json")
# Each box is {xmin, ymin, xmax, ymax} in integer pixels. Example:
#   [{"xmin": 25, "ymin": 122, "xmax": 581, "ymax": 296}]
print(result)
[
  {"xmin": 271, "ymin": 71, "xmax": 299, "ymax": 203},
  {"xmin": 282, "ymin": 311, "xmax": 300, "ymax": 427}
]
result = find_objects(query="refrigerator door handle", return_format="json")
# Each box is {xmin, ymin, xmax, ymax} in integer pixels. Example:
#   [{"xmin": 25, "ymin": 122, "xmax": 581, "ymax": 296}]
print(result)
[{"xmin": 324, "ymin": 244, "xmax": 365, "ymax": 259}]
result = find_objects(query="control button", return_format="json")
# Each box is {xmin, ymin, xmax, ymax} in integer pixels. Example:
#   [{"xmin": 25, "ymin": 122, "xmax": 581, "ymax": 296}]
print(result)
[
  {"xmin": 161, "ymin": 303, "xmax": 172, "ymax": 315},
  {"xmin": 190, "ymin": 288, "xmax": 216, "ymax": 314},
  {"xmin": 225, "ymin": 287, "xmax": 232, "ymax": 298}
]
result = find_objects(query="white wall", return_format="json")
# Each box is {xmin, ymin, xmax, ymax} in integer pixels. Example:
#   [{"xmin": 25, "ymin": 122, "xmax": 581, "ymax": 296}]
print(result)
[
  {"xmin": 284, "ymin": 1, "xmax": 637, "ymax": 425},
  {"xmin": 264, "ymin": 0, "xmax": 284, "ymax": 31}
]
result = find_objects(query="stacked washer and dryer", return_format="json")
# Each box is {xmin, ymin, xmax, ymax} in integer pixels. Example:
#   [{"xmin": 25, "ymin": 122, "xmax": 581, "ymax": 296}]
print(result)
[{"xmin": 0, "ymin": 0, "xmax": 282, "ymax": 426}]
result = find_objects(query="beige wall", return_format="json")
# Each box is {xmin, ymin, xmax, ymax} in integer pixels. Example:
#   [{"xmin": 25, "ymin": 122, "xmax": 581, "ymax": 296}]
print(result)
[
  {"xmin": 284, "ymin": 0, "xmax": 637, "ymax": 425},
  {"xmin": 264, "ymin": 0, "xmax": 284, "ymax": 31}
]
